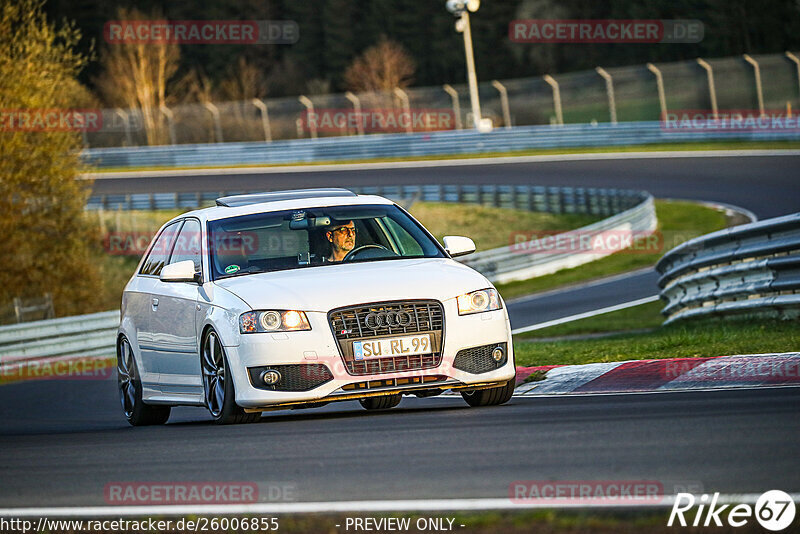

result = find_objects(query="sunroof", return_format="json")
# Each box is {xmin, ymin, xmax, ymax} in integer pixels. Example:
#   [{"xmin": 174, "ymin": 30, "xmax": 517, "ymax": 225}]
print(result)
[{"xmin": 215, "ymin": 188, "xmax": 357, "ymax": 207}]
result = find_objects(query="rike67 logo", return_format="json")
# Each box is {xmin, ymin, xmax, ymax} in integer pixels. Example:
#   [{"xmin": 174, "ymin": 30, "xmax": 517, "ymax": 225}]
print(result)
[{"xmin": 668, "ymin": 490, "xmax": 796, "ymax": 531}]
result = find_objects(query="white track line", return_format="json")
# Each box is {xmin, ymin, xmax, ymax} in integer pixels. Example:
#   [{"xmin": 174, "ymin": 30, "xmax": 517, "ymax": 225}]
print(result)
[
  {"xmin": 513, "ymin": 384, "xmax": 800, "ymax": 398},
  {"xmin": 83, "ymin": 149, "xmax": 800, "ymax": 179},
  {"xmin": 3, "ymin": 494, "xmax": 797, "ymax": 517},
  {"xmin": 511, "ymin": 295, "xmax": 660, "ymax": 335}
]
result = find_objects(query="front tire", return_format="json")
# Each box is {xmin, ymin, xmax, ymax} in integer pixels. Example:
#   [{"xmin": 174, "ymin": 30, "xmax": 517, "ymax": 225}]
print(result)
[
  {"xmin": 359, "ymin": 395, "xmax": 402, "ymax": 411},
  {"xmin": 461, "ymin": 378, "xmax": 516, "ymax": 407},
  {"xmin": 117, "ymin": 336, "xmax": 170, "ymax": 426},
  {"xmin": 201, "ymin": 329, "xmax": 260, "ymax": 425}
]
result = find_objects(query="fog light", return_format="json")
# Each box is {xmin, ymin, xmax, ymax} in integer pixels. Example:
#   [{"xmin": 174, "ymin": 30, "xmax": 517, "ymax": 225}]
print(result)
[
  {"xmin": 261, "ymin": 370, "xmax": 281, "ymax": 385},
  {"xmin": 492, "ymin": 346, "xmax": 505, "ymax": 362}
]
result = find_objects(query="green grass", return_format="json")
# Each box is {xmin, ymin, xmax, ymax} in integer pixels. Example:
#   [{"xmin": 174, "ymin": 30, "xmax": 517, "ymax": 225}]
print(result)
[
  {"xmin": 496, "ymin": 200, "xmax": 730, "ymax": 300},
  {"xmin": 85, "ymin": 140, "xmax": 800, "ymax": 174},
  {"xmin": 409, "ymin": 202, "xmax": 599, "ymax": 252},
  {"xmin": 516, "ymin": 300, "xmax": 664, "ymax": 340},
  {"xmin": 513, "ymin": 318, "xmax": 800, "ymax": 367}
]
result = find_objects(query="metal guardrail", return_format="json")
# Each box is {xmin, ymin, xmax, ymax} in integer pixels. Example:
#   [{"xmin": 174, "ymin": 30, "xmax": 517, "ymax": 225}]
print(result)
[
  {"xmin": 463, "ymin": 194, "xmax": 656, "ymax": 284},
  {"xmin": 88, "ymin": 183, "xmax": 645, "ymax": 216},
  {"xmin": 0, "ymin": 311, "xmax": 119, "ymax": 365},
  {"xmin": 82, "ymin": 121, "xmax": 800, "ymax": 170},
  {"xmin": 657, "ymin": 213, "xmax": 800, "ymax": 324}
]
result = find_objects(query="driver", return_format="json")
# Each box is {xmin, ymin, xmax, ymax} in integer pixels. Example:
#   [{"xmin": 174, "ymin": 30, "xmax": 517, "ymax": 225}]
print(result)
[{"xmin": 324, "ymin": 220, "xmax": 356, "ymax": 262}]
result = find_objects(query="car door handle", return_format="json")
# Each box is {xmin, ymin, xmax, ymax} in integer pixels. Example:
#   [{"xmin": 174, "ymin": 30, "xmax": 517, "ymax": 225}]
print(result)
[{"xmin": 152, "ymin": 297, "xmax": 159, "ymax": 310}]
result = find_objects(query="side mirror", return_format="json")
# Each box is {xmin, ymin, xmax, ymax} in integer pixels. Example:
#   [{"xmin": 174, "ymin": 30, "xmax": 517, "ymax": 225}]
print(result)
[
  {"xmin": 160, "ymin": 260, "xmax": 199, "ymax": 283},
  {"xmin": 443, "ymin": 236, "xmax": 476, "ymax": 258}
]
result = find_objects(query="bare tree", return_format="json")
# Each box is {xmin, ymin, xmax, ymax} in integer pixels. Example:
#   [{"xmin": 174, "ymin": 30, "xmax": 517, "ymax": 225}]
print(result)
[
  {"xmin": 173, "ymin": 68, "xmax": 215, "ymax": 104},
  {"xmin": 343, "ymin": 37, "xmax": 415, "ymax": 94},
  {"xmin": 95, "ymin": 8, "xmax": 179, "ymax": 145},
  {"xmin": 219, "ymin": 57, "xmax": 268, "ymax": 101}
]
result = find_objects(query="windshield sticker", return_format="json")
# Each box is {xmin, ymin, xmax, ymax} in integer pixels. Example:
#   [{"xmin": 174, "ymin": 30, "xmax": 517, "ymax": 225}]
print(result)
[{"xmin": 224, "ymin": 264, "xmax": 240, "ymax": 274}]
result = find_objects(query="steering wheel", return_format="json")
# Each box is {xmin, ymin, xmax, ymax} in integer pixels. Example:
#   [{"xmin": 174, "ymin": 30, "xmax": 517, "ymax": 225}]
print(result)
[{"xmin": 342, "ymin": 244, "xmax": 394, "ymax": 261}]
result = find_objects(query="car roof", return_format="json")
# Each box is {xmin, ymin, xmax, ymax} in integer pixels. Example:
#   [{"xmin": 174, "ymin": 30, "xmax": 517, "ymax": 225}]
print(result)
[
  {"xmin": 216, "ymin": 188, "xmax": 357, "ymax": 207},
  {"xmin": 164, "ymin": 191, "xmax": 396, "ymax": 225}
]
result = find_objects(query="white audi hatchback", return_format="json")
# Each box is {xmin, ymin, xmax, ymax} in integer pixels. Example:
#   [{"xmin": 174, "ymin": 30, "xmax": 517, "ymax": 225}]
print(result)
[{"xmin": 117, "ymin": 189, "xmax": 516, "ymax": 425}]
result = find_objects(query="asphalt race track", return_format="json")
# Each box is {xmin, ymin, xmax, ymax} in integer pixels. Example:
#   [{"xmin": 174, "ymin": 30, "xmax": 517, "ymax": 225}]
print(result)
[
  {"xmin": 0, "ymin": 153, "xmax": 797, "ymax": 510},
  {"xmin": 506, "ymin": 269, "xmax": 659, "ymax": 330},
  {"xmin": 0, "ymin": 377, "xmax": 798, "ymax": 507},
  {"xmin": 90, "ymin": 153, "xmax": 800, "ymax": 218}
]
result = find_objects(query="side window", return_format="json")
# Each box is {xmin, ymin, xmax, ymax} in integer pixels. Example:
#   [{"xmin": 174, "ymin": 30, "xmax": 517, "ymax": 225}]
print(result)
[
  {"xmin": 139, "ymin": 221, "xmax": 181, "ymax": 276},
  {"xmin": 169, "ymin": 219, "xmax": 202, "ymax": 273},
  {"xmin": 383, "ymin": 217, "xmax": 423, "ymax": 256}
]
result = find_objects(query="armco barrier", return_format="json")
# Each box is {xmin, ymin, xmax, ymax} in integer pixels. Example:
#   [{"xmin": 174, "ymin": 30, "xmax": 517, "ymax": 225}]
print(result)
[
  {"xmin": 0, "ymin": 311, "xmax": 119, "ymax": 367},
  {"xmin": 87, "ymin": 183, "xmax": 646, "ymax": 216},
  {"xmin": 86, "ymin": 184, "xmax": 655, "ymax": 284},
  {"xmin": 657, "ymin": 213, "xmax": 800, "ymax": 324},
  {"xmin": 81, "ymin": 121, "xmax": 800, "ymax": 169},
  {"xmin": 462, "ymin": 194, "xmax": 655, "ymax": 283}
]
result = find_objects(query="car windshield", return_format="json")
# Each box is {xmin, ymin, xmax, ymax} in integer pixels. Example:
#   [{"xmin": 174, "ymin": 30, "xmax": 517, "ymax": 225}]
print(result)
[{"xmin": 208, "ymin": 204, "xmax": 446, "ymax": 279}]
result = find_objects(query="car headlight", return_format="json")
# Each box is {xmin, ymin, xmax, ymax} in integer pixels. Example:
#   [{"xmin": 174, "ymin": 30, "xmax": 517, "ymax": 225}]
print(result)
[
  {"xmin": 457, "ymin": 288, "xmax": 502, "ymax": 315},
  {"xmin": 239, "ymin": 310, "xmax": 311, "ymax": 333}
]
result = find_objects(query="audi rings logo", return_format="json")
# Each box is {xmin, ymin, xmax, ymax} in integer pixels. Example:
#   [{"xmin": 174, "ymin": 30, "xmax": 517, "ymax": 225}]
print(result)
[{"xmin": 364, "ymin": 310, "xmax": 412, "ymax": 329}]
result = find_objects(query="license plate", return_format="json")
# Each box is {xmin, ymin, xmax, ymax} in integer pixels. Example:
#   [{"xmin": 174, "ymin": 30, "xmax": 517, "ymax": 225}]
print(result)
[{"xmin": 353, "ymin": 334, "xmax": 431, "ymax": 360}]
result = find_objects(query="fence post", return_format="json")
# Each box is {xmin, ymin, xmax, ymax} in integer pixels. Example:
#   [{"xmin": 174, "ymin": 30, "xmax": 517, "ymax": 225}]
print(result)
[
  {"xmin": 115, "ymin": 108, "xmax": 133, "ymax": 146},
  {"xmin": 786, "ymin": 51, "xmax": 800, "ymax": 99},
  {"xmin": 442, "ymin": 84, "xmax": 463, "ymax": 130},
  {"xmin": 159, "ymin": 104, "xmax": 177, "ymax": 145},
  {"xmin": 743, "ymin": 54, "xmax": 766, "ymax": 117},
  {"xmin": 297, "ymin": 95, "xmax": 317, "ymax": 139},
  {"xmin": 491, "ymin": 80, "xmax": 512, "ymax": 129},
  {"xmin": 203, "ymin": 102, "xmax": 224, "ymax": 143},
  {"xmin": 393, "ymin": 88, "xmax": 413, "ymax": 134},
  {"xmin": 696, "ymin": 58, "xmax": 718, "ymax": 117},
  {"xmin": 251, "ymin": 99, "xmax": 272, "ymax": 142},
  {"xmin": 646, "ymin": 63, "xmax": 668, "ymax": 120},
  {"xmin": 595, "ymin": 67, "xmax": 617, "ymax": 124},
  {"xmin": 543, "ymin": 75, "xmax": 564, "ymax": 126},
  {"xmin": 344, "ymin": 92, "xmax": 364, "ymax": 136},
  {"xmin": 43, "ymin": 293, "xmax": 54, "ymax": 320}
]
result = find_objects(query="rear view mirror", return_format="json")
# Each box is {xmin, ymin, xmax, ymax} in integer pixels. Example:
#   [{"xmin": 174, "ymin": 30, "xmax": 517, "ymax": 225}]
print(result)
[
  {"xmin": 443, "ymin": 236, "xmax": 476, "ymax": 258},
  {"xmin": 160, "ymin": 260, "xmax": 199, "ymax": 283},
  {"xmin": 289, "ymin": 216, "xmax": 332, "ymax": 230}
]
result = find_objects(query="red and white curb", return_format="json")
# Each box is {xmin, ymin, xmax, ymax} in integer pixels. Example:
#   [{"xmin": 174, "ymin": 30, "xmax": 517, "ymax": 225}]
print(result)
[{"xmin": 514, "ymin": 352, "xmax": 800, "ymax": 395}]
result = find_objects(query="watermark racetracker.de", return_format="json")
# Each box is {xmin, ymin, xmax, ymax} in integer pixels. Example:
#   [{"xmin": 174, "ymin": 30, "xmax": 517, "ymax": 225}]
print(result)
[
  {"xmin": 0, "ymin": 357, "xmax": 113, "ymax": 383},
  {"xmin": 662, "ymin": 110, "xmax": 800, "ymax": 133},
  {"xmin": 103, "ymin": 230, "xmax": 263, "ymax": 257},
  {"xmin": 103, "ymin": 481, "xmax": 296, "ymax": 505},
  {"xmin": 301, "ymin": 108, "xmax": 456, "ymax": 134},
  {"xmin": 104, "ymin": 20, "xmax": 298, "ymax": 44},
  {"xmin": 509, "ymin": 19, "xmax": 703, "ymax": 43},
  {"xmin": 508, "ymin": 229, "xmax": 663, "ymax": 255},
  {"xmin": 0, "ymin": 109, "xmax": 145, "ymax": 133}
]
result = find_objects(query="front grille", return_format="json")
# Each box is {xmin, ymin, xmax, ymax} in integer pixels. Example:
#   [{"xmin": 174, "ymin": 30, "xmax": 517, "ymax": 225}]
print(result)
[
  {"xmin": 247, "ymin": 364, "xmax": 333, "ymax": 391},
  {"xmin": 453, "ymin": 343, "xmax": 507, "ymax": 374},
  {"xmin": 328, "ymin": 300, "xmax": 445, "ymax": 375},
  {"xmin": 329, "ymin": 300, "xmax": 443, "ymax": 339},
  {"xmin": 346, "ymin": 353, "xmax": 442, "ymax": 375}
]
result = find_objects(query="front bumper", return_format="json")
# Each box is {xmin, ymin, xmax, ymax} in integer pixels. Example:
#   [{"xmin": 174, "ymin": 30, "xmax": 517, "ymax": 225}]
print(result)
[{"xmin": 224, "ymin": 299, "xmax": 515, "ymax": 409}]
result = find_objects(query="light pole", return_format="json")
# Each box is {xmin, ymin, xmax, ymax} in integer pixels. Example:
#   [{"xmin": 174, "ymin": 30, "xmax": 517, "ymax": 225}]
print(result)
[{"xmin": 446, "ymin": 0, "xmax": 491, "ymax": 132}]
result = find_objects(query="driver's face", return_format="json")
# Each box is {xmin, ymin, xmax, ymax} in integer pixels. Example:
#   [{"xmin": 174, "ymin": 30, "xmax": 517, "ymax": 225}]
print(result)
[{"xmin": 327, "ymin": 221, "xmax": 356, "ymax": 253}]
